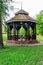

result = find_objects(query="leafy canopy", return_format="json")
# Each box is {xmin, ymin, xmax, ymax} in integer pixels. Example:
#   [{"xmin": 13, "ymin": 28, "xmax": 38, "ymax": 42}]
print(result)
[
  {"xmin": 0, "ymin": 0, "xmax": 12, "ymax": 20},
  {"xmin": 36, "ymin": 10, "xmax": 43, "ymax": 34}
]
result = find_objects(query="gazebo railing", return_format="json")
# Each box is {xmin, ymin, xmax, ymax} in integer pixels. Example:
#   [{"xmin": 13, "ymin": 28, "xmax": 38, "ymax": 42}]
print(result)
[
  {"xmin": 8, "ymin": 34, "xmax": 31, "ymax": 40},
  {"xmin": 8, "ymin": 34, "xmax": 36, "ymax": 40}
]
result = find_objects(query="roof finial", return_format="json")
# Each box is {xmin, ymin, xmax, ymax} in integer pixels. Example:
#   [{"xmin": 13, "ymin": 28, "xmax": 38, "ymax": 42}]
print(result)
[{"xmin": 21, "ymin": 1, "xmax": 22, "ymax": 9}]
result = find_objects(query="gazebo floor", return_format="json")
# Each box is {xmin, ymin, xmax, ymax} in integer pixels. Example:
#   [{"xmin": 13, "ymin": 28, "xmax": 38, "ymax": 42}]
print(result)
[{"xmin": 6, "ymin": 40, "xmax": 38, "ymax": 44}]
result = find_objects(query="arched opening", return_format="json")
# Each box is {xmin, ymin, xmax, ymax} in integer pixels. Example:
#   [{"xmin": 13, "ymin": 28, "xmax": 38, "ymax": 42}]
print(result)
[{"xmin": 18, "ymin": 26, "xmax": 26, "ymax": 41}]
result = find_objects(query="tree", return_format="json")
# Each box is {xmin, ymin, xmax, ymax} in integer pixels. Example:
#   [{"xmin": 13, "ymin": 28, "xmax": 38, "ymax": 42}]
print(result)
[
  {"xmin": 18, "ymin": 26, "xmax": 26, "ymax": 38},
  {"xmin": 36, "ymin": 10, "xmax": 43, "ymax": 34},
  {"xmin": 0, "ymin": 0, "xmax": 12, "ymax": 48}
]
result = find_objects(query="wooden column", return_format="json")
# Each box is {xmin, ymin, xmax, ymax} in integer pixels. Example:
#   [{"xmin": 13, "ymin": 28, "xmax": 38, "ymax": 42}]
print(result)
[
  {"xmin": 7, "ymin": 25, "xmax": 12, "ymax": 40},
  {"xmin": 33, "ymin": 24, "xmax": 36, "ymax": 40},
  {"xmin": 34, "ymin": 24, "xmax": 36, "ymax": 39},
  {"xmin": 14, "ymin": 25, "xmax": 16, "ymax": 40},
  {"xmin": 26, "ymin": 27, "xmax": 30, "ymax": 40},
  {"xmin": 16, "ymin": 29, "xmax": 18, "ymax": 40}
]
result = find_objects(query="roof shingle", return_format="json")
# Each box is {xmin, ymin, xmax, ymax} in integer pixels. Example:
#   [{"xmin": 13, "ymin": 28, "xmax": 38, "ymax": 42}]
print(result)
[{"xmin": 6, "ymin": 9, "xmax": 36, "ymax": 23}]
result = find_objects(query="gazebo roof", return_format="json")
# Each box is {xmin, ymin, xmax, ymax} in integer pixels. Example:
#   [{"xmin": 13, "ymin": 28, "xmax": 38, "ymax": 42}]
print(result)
[
  {"xmin": 6, "ymin": 9, "xmax": 36, "ymax": 23},
  {"xmin": 15, "ymin": 9, "xmax": 28, "ymax": 15}
]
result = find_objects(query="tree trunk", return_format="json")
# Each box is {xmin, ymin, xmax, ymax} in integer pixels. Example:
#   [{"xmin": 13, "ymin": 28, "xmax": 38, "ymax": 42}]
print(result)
[{"xmin": 0, "ymin": 14, "xmax": 3, "ymax": 48}]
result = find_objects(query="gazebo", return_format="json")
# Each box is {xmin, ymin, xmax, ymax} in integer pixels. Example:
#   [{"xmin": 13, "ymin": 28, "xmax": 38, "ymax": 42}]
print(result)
[{"xmin": 6, "ymin": 9, "xmax": 37, "ymax": 43}]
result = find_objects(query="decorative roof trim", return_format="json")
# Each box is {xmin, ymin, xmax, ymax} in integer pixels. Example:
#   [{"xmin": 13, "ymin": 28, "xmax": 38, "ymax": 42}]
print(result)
[{"xmin": 7, "ymin": 20, "xmax": 36, "ymax": 23}]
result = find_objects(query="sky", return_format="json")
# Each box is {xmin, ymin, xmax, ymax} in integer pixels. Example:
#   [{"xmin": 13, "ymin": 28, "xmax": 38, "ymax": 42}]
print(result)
[{"xmin": 7, "ymin": 0, "xmax": 43, "ymax": 20}]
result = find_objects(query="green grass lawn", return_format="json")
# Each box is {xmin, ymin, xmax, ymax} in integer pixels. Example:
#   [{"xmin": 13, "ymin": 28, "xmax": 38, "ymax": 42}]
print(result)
[
  {"xmin": 0, "ymin": 45, "xmax": 43, "ymax": 65},
  {"xmin": 37, "ymin": 35, "xmax": 43, "ymax": 41},
  {"xmin": 1, "ymin": 34, "xmax": 43, "ymax": 65}
]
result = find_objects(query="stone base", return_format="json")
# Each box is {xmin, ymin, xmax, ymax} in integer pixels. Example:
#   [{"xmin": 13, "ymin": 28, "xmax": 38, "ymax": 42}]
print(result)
[{"xmin": 6, "ymin": 40, "xmax": 38, "ymax": 44}]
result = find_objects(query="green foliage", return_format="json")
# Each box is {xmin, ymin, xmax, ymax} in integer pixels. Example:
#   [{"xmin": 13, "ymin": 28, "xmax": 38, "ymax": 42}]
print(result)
[
  {"xmin": 36, "ymin": 10, "xmax": 43, "ymax": 34},
  {"xmin": 0, "ymin": 0, "xmax": 7, "ymax": 19},
  {"xmin": 0, "ymin": 0, "xmax": 12, "ymax": 19},
  {"xmin": 37, "ymin": 35, "xmax": 43, "ymax": 41},
  {"xmin": 30, "ymin": 27, "xmax": 33, "ymax": 35},
  {"xmin": 0, "ymin": 45, "xmax": 43, "ymax": 65},
  {"xmin": 2, "ymin": 25, "xmax": 7, "ymax": 33},
  {"xmin": 3, "ymin": 34, "xmax": 7, "ymax": 41},
  {"xmin": 18, "ymin": 26, "xmax": 26, "ymax": 38}
]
